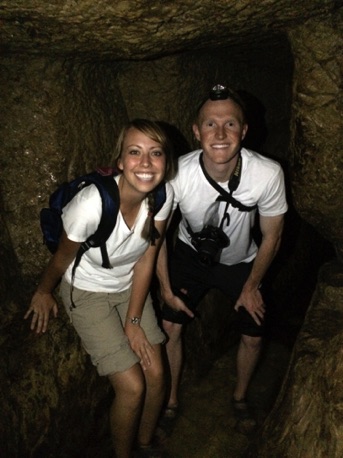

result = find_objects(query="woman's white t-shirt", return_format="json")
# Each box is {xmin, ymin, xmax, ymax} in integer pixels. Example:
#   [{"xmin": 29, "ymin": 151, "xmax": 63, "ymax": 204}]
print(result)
[{"xmin": 61, "ymin": 175, "xmax": 173, "ymax": 292}]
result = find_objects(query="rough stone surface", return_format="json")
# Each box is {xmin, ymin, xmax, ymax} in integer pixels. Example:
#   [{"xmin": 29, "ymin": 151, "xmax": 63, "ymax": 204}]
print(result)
[
  {"xmin": 0, "ymin": 307, "xmax": 110, "ymax": 457},
  {"xmin": 0, "ymin": 1, "xmax": 342, "ymax": 457},
  {"xmin": 0, "ymin": 1, "xmax": 336, "ymax": 58},
  {"xmin": 289, "ymin": 16, "xmax": 343, "ymax": 260},
  {"xmin": 246, "ymin": 261, "xmax": 343, "ymax": 458}
]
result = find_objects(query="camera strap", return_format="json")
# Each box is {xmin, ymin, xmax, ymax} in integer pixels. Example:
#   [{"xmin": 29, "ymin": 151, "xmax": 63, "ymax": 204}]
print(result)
[{"xmin": 199, "ymin": 152, "xmax": 257, "ymax": 212}]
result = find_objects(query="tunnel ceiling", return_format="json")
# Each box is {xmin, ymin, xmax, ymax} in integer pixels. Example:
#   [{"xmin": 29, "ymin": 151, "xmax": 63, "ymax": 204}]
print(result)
[{"xmin": 0, "ymin": 0, "xmax": 337, "ymax": 59}]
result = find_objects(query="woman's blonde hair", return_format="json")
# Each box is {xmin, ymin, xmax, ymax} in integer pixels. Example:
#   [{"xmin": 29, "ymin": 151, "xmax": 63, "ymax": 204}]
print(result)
[{"xmin": 113, "ymin": 118, "xmax": 176, "ymax": 181}]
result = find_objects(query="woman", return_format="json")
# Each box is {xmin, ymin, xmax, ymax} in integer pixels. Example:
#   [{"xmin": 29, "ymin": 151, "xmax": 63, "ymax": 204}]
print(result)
[{"xmin": 25, "ymin": 119, "xmax": 175, "ymax": 458}]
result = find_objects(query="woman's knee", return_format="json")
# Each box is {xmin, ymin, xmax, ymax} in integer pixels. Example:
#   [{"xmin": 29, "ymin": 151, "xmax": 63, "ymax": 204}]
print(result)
[
  {"xmin": 144, "ymin": 346, "xmax": 165, "ymax": 388},
  {"xmin": 109, "ymin": 364, "xmax": 146, "ymax": 400}
]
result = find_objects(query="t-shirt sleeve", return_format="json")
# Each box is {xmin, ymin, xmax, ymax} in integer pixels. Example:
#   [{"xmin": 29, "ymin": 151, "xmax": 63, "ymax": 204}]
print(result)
[
  {"xmin": 61, "ymin": 185, "xmax": 102, "ymax": 242},
  {"xmin": 258, "ymin": 167, "xmax": 288, "ymax": 216}
]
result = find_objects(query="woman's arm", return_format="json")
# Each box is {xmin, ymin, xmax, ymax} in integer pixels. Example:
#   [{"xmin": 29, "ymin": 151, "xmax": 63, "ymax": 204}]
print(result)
[
  {"xmin": 124, "ymin": 218, "xmax": 167, "ymax": 370},
  {"xmin": 25, "ymin": 231, "xmax": 81, "ymax": 334}
]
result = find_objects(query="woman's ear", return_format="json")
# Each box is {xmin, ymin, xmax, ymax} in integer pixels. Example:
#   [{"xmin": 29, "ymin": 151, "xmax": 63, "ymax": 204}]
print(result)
[{"xmin": 117, "ymin": 159, "xmax": 123, "ymax": 171}]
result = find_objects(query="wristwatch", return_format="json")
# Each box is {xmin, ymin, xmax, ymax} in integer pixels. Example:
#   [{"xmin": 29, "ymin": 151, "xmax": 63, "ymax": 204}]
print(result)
[{"xmin": 128, "ymin": 316, "xmax": 141, "ymax": 325}]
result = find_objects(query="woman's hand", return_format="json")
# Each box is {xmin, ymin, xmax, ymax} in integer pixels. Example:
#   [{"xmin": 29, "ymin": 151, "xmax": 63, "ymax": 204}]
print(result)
[
  {"xmin": 125, "ymin": 323, "xmax": 154, "ymax": 371},
  {"xmin": 24, "ymin": 290, "xmax": 59, "ymax": 334}
]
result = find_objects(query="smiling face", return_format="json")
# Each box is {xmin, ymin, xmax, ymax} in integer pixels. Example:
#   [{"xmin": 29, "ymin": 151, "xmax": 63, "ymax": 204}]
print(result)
[
  {"xmin": 193, "ymin": 98, "xmax": 248, "ymax": 177},
  {"xmin": 117, "ymin": 126, "xmax": 166, "ymax": 198}
]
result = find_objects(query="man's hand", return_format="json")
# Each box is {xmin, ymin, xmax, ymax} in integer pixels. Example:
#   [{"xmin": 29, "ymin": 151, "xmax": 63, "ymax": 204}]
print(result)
[
  {"xmin": 24, "ymin": 291, "xmax": 59, "ymax": 334},
  {"xmin": 234, "ymin": 288, "xmax": 265, "ymax": 326},
  {"xmin": 162, "ymin": 288, "xmax": 194, "ymax": 318}
]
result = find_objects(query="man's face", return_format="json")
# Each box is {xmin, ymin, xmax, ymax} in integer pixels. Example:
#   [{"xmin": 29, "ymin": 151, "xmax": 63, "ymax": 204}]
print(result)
[{"xmin": 193, "ymin": 99, "xmax": 248, "ymax": 167}]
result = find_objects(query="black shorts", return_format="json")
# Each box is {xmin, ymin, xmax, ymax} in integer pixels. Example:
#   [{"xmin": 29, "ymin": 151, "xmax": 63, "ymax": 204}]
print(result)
[{"xmin": 162, "ymin": 239, "xmax": 265, "ymax": 337}]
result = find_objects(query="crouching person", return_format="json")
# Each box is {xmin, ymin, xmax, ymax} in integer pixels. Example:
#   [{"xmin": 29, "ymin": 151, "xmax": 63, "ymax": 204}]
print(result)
[{"xmin": 25, "ymin": 119, "xmax": 176, "ymax": 458}]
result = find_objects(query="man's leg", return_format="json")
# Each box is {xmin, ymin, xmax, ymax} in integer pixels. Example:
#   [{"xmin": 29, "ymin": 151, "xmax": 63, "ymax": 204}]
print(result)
[
  {"xmin": 163, "ymin": 319, "xmax": 183, "ymax": 409},
  {"xmin": 108, "ymin": 364, "xmax": 145, "ymax": 458},
  {"xmin": 137, "ymin": 344, "xmax": 166, "ymax": 446},
  {"xmin": 233, "ymin": 334, "xmax": 262, "ymax": 402}
]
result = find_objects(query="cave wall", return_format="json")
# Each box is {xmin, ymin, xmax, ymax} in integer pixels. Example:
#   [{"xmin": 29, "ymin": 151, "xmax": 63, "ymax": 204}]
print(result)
[
  {"xmin": 289, "ymin": 16, "xmax": 343, "ymax": 260},
  {"xmin": 0, "ymin": 58, "xmax": 127, "ymax": 279},
  {"xmin": 0, "ymin": 3, "xmax": 342, "ymax": 457},
  {"xmin": 246, "ymin": 261, "xmax": 343, "ymax": 458}
]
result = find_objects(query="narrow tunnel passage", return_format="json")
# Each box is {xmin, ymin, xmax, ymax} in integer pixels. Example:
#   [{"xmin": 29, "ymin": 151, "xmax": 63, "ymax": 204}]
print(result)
[{"xmin": 0, "ymin": 4, "xmax": 341, "ymax": 456}]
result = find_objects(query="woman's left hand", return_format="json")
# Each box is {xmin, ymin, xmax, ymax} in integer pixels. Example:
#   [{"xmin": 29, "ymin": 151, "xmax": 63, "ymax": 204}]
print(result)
[{"xmin": 125, "ymin": 324, "xmax": 155, "ymax": 371}]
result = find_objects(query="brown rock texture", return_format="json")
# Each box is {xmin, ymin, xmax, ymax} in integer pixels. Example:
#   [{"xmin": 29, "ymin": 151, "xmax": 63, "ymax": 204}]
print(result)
[
  {"xmin": 246, "ymin": 261, "xmax": 343, "ymax": 457},
  {"xmin": 289, "ymin": 16, "xmax": 343, "ymax": 260},
  {"xmin": 0, "ymin": 1, "xmax": 336, "ymax": 58}
]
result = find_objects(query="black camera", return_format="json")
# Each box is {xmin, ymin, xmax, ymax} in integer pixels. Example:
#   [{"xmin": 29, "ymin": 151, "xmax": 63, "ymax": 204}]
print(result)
[{"xmin": 191, "ymin": 225, "xmax": 229, "ymax": 266}]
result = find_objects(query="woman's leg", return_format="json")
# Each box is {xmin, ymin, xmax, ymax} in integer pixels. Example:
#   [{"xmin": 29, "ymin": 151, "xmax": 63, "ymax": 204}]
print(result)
[
  {"xmin": 108, "ymin": 363, "xmax": 145, "ymax": 458},
  {"xmin": 137, "ymin": 344, "xmax": 166, "ymax": 447}
]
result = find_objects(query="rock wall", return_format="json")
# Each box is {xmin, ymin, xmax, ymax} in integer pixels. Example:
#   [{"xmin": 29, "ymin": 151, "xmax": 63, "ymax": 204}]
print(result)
[
  {"xmin": 246, "ymin": 261, "xmax": 343, "ymax": 458},
  {"xmin": 289, "ymin": 16, "xmax": 343, "ymax": 260}
]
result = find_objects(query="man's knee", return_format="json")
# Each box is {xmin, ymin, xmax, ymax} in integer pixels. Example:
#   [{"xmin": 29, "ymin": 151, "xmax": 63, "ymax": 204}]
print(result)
[
  {"xmin": 163, "ymin": 319, "xmax": 182, "ymax": 342},
  {"xmin": 241, "ymin": 334, "xmax": 262, "ymax": 351}
]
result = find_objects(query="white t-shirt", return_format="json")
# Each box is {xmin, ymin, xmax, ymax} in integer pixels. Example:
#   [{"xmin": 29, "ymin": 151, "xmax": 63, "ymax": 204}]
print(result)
[
  {"xmin": 171, "ymin": 148, "xmax": 288, "ymax": 265},
  {"xmin": 61, "ymin": 175, "xmax": 173, "ymax": 292}
]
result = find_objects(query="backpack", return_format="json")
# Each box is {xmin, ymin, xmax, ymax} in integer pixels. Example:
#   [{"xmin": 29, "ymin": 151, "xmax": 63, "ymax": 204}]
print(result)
[{"xmin": 40, "ymin": 167, "xmax": 167, "ymax": 280}]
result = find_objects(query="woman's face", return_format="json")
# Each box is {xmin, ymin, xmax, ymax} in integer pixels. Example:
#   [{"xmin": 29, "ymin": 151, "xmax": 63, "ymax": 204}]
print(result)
[{"xmin": 117, "ymin": 127, "xmax": 166, "ymax": 197}]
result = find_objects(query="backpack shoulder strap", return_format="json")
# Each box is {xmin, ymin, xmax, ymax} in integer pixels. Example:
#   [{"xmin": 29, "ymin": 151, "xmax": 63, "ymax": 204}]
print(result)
[
  {"xmin": 153, "ymin": 181, "xmax": 167, "ymax": 216},
  {"xmin": 82, "ymin": 172, "xmax": 120, "ymax": 250},
  {"xmin": 74, "ymin": 171, "xmax": 119, "ymax": 269},
  {"xmin": 69, "ymin": 171, "xmax": 119, "ymax": 307}
]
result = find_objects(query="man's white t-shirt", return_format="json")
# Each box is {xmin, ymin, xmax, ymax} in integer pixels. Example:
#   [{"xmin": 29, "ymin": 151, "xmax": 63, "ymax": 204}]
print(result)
[
  {"xmin": 61, "ymin": 175, "xmax": 173, "ymax": 292},
  {"xmin": 171, "ymin": 148, "xmax": 288, "ymax": 265}
]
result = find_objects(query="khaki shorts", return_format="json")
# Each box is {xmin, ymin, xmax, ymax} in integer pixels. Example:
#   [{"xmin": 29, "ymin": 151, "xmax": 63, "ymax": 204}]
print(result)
[{"xmin": 60, "ymin": 278, "xmax": 165, "ymax": 376}]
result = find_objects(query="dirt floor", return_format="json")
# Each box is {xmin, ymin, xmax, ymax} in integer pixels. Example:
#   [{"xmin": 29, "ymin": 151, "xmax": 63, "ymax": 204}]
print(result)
[
  {"xmin": 85, "ymin": 319, "xmax": 298, "ymax": 458},
  {"xmin": 160, "ymin": 339, "xmax": 292, "ymax": 458}
]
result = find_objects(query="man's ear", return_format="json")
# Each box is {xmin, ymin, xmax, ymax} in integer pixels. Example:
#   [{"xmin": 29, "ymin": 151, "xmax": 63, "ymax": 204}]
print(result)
[
  {"xmin": 241, "ymin": 124, "xmax": 248, "ymax": 141},
  {"xmin": 192, "ymin": 123, "xmax": 201, "ymax": 142}
]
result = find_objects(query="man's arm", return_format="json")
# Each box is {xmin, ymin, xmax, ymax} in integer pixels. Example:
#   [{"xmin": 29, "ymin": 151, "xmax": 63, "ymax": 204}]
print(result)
[
  {"xmin": 156, "ymin": 211, "xmax": 194, "ymax": 318},
  {"xmin": 234, "ymin": 213, "xmax": 285, "ymax": 325}
]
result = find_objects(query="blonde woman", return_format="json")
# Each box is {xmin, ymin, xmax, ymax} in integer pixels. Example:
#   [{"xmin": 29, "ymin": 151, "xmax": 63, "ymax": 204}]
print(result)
[{"xmin": 25, "ymin": 119, "xmax": 175, "ymax": 458}]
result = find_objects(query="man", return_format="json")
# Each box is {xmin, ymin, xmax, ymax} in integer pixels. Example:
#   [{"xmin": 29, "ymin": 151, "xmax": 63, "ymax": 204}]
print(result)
[{"xmin": 157, "ymin": 84, "xmax": 288, "ymax": 430}]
